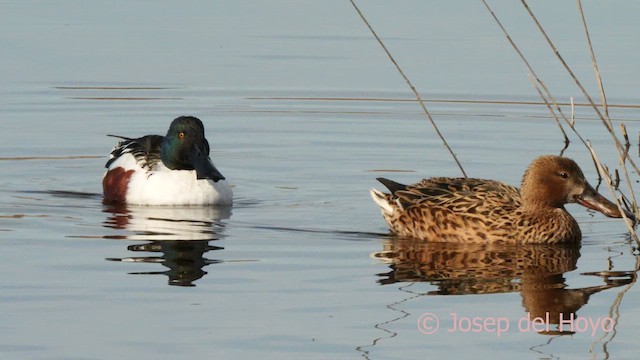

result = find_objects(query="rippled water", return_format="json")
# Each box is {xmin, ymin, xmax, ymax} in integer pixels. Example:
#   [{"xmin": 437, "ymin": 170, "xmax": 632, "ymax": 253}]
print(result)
[{"xmin": 2, "ymin": 1, "xmax": 640, "ymax": 359}]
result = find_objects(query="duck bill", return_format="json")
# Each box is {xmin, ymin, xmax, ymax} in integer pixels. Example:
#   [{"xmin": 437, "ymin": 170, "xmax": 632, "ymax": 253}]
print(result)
[
  {"xmin": 189, "ymin": 144, "xmax": 226, "ymax": 182},
  {"xmin": 575, "ymin": 182, "xmax": 627, "ymax": 219}
]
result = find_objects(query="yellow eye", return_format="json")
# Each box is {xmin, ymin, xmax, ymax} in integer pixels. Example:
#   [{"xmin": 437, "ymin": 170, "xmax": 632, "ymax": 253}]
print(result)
[{"xmin": 178, "ymin": 132, "xmax": 185, "ymax": 139}]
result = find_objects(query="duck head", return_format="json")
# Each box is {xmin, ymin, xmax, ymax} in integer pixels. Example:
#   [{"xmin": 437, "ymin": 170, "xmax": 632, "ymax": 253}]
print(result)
[
  {"xmin": 520, "ymin": 155, "xmax": 630, "ymax": 219},
  {"xmin": 161, "ymin": 116, "xmax": 226, "ymax": 182}
]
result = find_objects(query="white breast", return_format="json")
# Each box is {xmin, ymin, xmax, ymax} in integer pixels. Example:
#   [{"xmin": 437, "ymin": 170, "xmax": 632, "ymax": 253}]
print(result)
[{"xmin": 106, "ymin": 153, "xmax": 233, "ymax": 206}]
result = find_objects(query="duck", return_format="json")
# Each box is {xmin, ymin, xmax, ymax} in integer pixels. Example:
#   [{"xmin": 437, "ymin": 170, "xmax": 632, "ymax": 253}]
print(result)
[
  {"xmin": 370, "ymin": 155, "xmax": 630, "ymax": 244},
  {"xmin": 102, "ymin": 116, "xmax": 233, "ymax": 206}
]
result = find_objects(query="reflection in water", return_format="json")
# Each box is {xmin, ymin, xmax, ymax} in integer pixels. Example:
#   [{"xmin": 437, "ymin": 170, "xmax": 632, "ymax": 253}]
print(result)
[
  {"xmin": 359, "ymin": 237, "xmax": 635, "ymax": 358},
  {"xmin": 103, "ymin": 204, "xmax": 231, "ymax": 287},
  {"xmin": 372, "ymin": 238, "xmax": 633, "ymax": 333}
]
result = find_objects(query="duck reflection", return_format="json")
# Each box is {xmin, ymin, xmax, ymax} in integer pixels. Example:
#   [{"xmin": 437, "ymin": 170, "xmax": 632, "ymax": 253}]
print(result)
[
  {"xmin": 103, "ymin": 204, "xmax": 231, "ymax": 287},
  {"xmin": 372, "ymin": 238, "xmax": 633, "ymax": 335}
]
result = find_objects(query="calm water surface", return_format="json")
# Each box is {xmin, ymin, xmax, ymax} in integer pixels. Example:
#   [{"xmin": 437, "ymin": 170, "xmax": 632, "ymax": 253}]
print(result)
[{"xmin": 2, "ymin": 1, "xmax": 640, "ymax": 359}]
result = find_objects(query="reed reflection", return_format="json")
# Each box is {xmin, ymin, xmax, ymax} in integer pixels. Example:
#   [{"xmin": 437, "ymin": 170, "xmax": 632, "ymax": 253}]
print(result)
[
  {"xmin": 372, "ymin": 238, "xmax": 633, "ymax": 335},
  {"xmin": 103, "ymin": 204, "xmax": 231, "ymax": 287}
]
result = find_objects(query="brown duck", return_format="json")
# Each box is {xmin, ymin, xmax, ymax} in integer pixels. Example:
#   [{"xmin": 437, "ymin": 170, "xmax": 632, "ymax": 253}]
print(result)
[{"xmin": 370, "ymin": 155, "xmax": 630, "ymax": 244}]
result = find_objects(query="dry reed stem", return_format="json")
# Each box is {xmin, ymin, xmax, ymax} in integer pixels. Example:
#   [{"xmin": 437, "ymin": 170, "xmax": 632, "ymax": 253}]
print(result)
[
  {"xmin": 484, "ymin": 1, "xmax": 639, "ymax": 223},
  {"xmin": 520, "ymin": 0, "xmax": 611, "ymax": 130},
  {"xmin": 618, "ymin": 134, "xmax": 639, "ymax": 215},
  {"xmin": 575, "ymin": 0, "xmax": 639, "ymax": 215},
  {"xmin": 577, "ymin": 0, "xmax": 610, "ymax": 120},
  {"xmin": 482, "ymin": 0, "xmax": 604, "ymax": 177},
  {"xmin": 481, "ymin": 0, "xmax": 574, "ymax": 138},
  {"xmin": 520, "ymin": 0, "xmax": 639, "ymax": 226},
  {"xmin": 569, "ymin": 99, "xmax": 604, "ymax": 182},
  {"xmin": 587, "ymin": 143, "xmax": 639, "ymax": 244},
  {"xmin": 484, "ymin": 1, "xmax": 638, "ymax": 224},
  {"xmin": 621, "ymin": 124, "xmax": 630, "ymax": 150},
  {"xmin": 486, "ymin": 3, "xmax": 639, "ymax": 347},
  {"xmin": 348, "ymin": 0, "xmax": 467, "ymax": 177},
  {"xmin": 570, "ymin": 97, "xmax": 576, "ymax": 127},
  {"xmin": 521, "ymin": 0, "xmax": 640, "ymax": 181},
  {"xmin": 528, "ymin": 74, "xmax": 569, "ymax": 145}
]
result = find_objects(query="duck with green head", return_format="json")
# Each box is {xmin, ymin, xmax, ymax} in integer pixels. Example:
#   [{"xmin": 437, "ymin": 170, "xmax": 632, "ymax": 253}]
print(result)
[{"xmin": 103, "ymin": 116, "xmax": 232, "ymax": 206}]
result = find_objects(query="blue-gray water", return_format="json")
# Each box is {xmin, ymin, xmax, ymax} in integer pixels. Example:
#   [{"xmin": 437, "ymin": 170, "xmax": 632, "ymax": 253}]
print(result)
[{"xmin": 2, "ymin": 1, "xmax": 640, "ymax": 359}]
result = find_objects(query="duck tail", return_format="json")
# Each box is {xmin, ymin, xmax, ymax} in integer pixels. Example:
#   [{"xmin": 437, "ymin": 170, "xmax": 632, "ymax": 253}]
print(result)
[
  {"xmin": 376, "ymin": 177, "xmax": 407, "ymax": 194},
  {"xmin": 107, "ymin": 134, "xmax": 134, "ymax": 141},
  {"xmin": 370, "ymin": 188, "xmax": 394, "ymax": 215}
]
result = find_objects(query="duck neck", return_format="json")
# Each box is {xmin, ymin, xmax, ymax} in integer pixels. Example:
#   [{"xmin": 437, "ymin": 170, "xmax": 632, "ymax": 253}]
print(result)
[
  {"xmin": 161, "ymin": 139, "xmax": 190, "ymax": 170},
  {"xmin": 520, "ymin": 177, "xmax": 565, "ymax": 209}
]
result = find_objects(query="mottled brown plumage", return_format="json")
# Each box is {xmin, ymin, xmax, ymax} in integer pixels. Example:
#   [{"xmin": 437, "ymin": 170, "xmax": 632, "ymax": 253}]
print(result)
[{"xmin": 370, "ymin": 155, "xmax": 627, "ymax": 244}]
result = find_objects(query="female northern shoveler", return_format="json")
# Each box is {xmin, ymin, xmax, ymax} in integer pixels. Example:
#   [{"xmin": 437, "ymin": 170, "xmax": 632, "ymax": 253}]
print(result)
[
  {"xmin": 370, "ymin": 155, "xmax": 629, "ymax": 244},
  {"xmin": 103, "ymin": 116, "xmax": 233, "ymax": 206}
]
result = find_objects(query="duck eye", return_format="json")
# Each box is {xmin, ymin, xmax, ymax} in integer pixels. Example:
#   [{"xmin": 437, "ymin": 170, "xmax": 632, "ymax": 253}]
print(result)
[
  {"xmin": 178, "ymin": 132, "xmax": 185, "ymax": 139},
  {"xmin": 558, "ymin": 172, "xmax": 569, "ymax": 179}
]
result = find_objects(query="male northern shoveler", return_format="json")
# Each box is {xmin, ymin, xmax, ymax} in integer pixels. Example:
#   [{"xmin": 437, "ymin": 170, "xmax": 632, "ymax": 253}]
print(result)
[
  {"xmin": 370, "ymin": 155, "xmax": 630, "ymax": 244},
  {"xmin": 103, "ymin": 116, "xmax": 233, "ymax": 206}
]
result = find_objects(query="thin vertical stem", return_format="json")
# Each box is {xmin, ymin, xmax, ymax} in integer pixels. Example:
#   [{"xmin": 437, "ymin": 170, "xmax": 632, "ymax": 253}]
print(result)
[
  {"xmin": 528, "ymin": 74, "xmax": 569, "ymax": 145},
  {"xmin": 349, "ymin": 0, "xmax": 467, "ymax": 177},
  {"xmin": 577, "ymin": 0, "xmax": 610, "ymax": 120}
]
